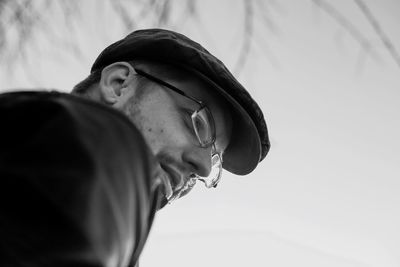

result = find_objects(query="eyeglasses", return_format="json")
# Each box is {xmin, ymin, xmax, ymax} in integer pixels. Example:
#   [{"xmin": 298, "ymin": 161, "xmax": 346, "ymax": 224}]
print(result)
[{"xmin": 134, "ymin": 68, "xmax": 223, "ymax": 189}]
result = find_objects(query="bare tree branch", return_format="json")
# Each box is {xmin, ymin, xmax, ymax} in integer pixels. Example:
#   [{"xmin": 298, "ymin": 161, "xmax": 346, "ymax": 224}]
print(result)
[
  {"xmin": 233, "ymin": 0, "xmax": 254, "ymax": 76},
  {"xmin": 354, "ymin": 0, "xmax": 400, "ymax": 69},
  {"xmin": 174, "ymin": 0, "xmax": 198, "ymax": 29},
  {"xmin": 1, "ymin": 0, "xmax": 397, "ymax": 80},
  {"xmin": 156, "ymin": 0, "xmax": 170, "ymax": 26},
  {"xmin": 110, "ymin": 0, "xmax": 137, "ymax": 31},
  {"xmin": 256, "ymin": 0, "xmax": 280, "ymax": 35},
  {"xmin": 311, "ymin": 0, "xmax": 381, "ymax": 64}
]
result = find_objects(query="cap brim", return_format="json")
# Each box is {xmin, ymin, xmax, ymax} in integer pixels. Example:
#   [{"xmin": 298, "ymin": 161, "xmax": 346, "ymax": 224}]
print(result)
[{"xmin": 182, "ymin": 66, "xmax": 261, "ymax": 175}]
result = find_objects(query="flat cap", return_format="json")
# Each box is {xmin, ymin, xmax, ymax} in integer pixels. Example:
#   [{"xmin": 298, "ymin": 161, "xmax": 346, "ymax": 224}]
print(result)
[{"xmin": 91, "ymin": 28, "xmax": 270, "ymax": 175}]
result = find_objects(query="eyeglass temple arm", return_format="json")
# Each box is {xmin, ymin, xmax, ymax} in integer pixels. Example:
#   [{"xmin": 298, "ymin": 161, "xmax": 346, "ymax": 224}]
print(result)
[{"xmin": 134, "ymin": 68, "xmax": 203, "ymax": 105}]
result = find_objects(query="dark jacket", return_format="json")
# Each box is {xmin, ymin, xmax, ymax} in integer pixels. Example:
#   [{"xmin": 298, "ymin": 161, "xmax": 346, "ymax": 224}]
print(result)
[{"xmin": 0, "ymin": 91, "xmax": 161, "ymax": 267}]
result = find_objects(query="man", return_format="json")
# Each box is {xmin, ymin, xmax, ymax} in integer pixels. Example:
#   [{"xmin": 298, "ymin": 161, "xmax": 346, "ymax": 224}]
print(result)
[{"xmin": 0, "ymin": 29, "xmax": 270, "ymax": 266}]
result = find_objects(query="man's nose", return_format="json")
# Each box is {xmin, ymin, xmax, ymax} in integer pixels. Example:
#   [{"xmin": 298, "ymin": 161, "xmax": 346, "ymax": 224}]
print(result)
[{"xmin": 182, "ymin": 145, "xmax": 212, "ymax": 177}]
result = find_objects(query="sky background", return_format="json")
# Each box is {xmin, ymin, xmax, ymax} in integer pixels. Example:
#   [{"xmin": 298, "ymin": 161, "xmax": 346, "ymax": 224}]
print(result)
[{"xmin": 1, "ymin": 0, "xmax": 399, "ymax": 266}]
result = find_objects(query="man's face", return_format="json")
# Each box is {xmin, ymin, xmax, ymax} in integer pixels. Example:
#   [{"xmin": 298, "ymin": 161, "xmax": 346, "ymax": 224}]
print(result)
[{"xmin": 116, "ymin": 63, "xmax": 232, "ymax": 202}]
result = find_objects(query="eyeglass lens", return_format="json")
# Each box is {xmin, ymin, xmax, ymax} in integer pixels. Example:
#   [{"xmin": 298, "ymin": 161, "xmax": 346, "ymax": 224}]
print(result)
[{"xmin": 191, "ymin": 107, "xmax": 215, "ymax": 147}]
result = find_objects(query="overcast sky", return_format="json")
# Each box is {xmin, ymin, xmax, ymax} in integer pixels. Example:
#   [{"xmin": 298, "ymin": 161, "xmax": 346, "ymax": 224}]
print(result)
[{"xmin": 1, "ymin": 0, "xmax": 399, "ymax": 266}]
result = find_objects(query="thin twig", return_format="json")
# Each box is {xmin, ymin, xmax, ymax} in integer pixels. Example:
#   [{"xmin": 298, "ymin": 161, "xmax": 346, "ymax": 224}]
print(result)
[
  {"xmin": 110, "ymin": 0, "xmax": 137, "ymax": 31},
  {"xmin": 157, "ymin": 0, "xmax": 170, "ymax": 26},
  {"xmin": 354, "ymin": 0, "xmax": 400, "ymax": 69},
  {"xmin": 256, "ymin": 0, "xmax": 279, "ymax": 36},
  {"xmin": 174, "ymin": 0, "xmax": 198, "ymax": 29},
  {"xmin": 311, "ymin": 0, "xmax": 380, "ymax": 63},
  {"xmin": 233, "ymin": 0, "xmax": 254, "ymax": 76}
]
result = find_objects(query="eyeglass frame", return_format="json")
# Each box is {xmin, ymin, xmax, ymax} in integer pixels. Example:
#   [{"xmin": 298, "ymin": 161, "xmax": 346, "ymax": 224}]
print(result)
[{"xmin": 133, "ymin": 67, "xmax": 223, "ymax": 188}]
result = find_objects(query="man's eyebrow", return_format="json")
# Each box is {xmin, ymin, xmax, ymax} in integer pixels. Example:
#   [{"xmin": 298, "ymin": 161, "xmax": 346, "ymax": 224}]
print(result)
[{"xmin": 178, "ymin": 106, "xmax": 196, "ymax": 115}]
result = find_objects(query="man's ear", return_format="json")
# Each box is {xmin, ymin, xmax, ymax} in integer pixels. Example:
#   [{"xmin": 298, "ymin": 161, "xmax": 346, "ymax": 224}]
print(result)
[{"xmin": 99, "ymin": 62, "xmax": 137, "ymax": 104}]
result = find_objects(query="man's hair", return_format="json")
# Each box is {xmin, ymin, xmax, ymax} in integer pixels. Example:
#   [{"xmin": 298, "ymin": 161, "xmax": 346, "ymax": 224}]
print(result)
[{"xmin": 71, "ymin": 69, "xmax": 102, "ymax": 96}]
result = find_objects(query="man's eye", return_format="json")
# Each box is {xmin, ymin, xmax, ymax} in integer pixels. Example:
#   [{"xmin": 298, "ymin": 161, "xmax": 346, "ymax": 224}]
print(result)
[
  {"xmin": 181, "ymin": 109, "xmax": 195, "ymax": 132},
  {"xmin": 192, "ymin": 114, "xmax": 206, "ymax": 133}
]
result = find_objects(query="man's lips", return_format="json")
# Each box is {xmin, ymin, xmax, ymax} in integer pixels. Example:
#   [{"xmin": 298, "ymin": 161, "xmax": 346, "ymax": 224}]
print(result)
[
  {"xmin": 155, "ymin": 165, "xmax": 198, "ymax": 203},
  {"xmin": 160, "ymin": 164, "xmax": 184, "ymax": 191},
  {"xmin": 158, "ymin": 171, "xmax": 173, "ymax": 200},
  {"xmin": 158, "ymin": 163, "xmax": 190, "ymax": 201}
]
